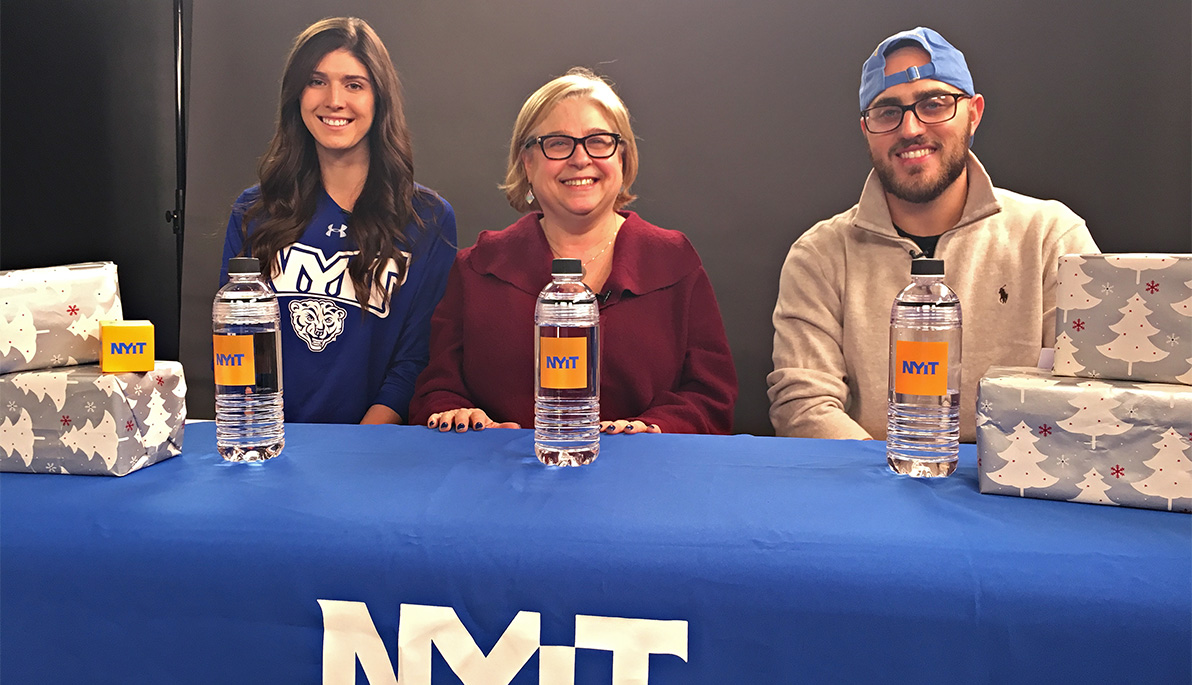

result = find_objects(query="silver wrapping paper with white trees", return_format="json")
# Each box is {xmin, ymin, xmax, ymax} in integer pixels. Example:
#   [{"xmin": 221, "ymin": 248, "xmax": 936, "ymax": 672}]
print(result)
[
  {"xmin": 0, "ymin": 262, "xmax": 123, "ymax": 374},
  {"xmin": 977, "ymin": 366, "xmax": 1191, "ymax": 512},
  {"xmin": 0, "ymin": 362, "xmax": 186, "ymax": 476},
  {"xmin": 1054, "ymin": 253, "xmax": 1192, "ymax": 385}
]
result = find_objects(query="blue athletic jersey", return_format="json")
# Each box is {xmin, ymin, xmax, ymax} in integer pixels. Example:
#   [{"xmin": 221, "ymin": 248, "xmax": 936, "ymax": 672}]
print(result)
[{"xmin": 221, "ymin": 184, "xmax": 457, "ymax": 423}]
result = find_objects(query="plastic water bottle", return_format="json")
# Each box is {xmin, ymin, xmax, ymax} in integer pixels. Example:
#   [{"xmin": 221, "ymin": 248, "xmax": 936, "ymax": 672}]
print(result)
[
  {"xmin": 534, "ymin": 258, "xmax": 600, "ymax": 466},
  {"xmin": 887, "ymin": 258, "xmax": 962, "ymax": 477},
  {"xmin": 212, "ymin": 257, "xmax": 284, "ymax": 462}
]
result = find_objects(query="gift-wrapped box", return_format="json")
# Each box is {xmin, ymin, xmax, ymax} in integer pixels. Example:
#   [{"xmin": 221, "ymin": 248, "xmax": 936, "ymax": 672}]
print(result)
[
  {"xmin": 1054, "ymin": 253, "xmax": 1192, "ymax": 385},
  {"xmin": 977, "ymin": 366, "xmax": 1191, "ymax": 512},
  {"xmin": 0, "ymin": 262, "xmax": 124, "ymax": 374},
  {"xmin": 0, "ymin": 361, "xmax": 186, "ymax": 476}
]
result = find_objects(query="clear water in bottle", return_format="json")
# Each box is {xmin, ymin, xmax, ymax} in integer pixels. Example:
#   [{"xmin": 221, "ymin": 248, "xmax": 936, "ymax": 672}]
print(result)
[
  {"xmin": 213, "ymin": 257, "xmax": 284, "ymax": 462},
  {"xmin": 534, "ymin": 258, "xmax": 600, "ymax": 466},
  {"xmin": 887, "ymin": 258, "xmax": 962, "ymax": 477}
]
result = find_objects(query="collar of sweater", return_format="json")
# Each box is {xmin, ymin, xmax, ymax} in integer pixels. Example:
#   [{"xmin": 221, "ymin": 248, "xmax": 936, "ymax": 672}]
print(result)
[
  {"xmin": 468, "ymin": 211, "xmax": 702, "ymax": 297},
  {"xmin": 853, "ymin": 151, "xmax": 1002, "ymax": 239}
]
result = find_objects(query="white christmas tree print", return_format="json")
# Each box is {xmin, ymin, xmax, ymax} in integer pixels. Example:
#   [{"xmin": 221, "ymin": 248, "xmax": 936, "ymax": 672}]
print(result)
[
  {"xmin": 94, "ymin": 374, "xmax": 126, "ymax": 399},
  {"xmin": 1008, "ymin": 372, "xmax": 1060, "ymax": 402},
  {"xmin": 1095, "ymin": 293, "xmax": 1170, "ymax": 375},
  {"xmin": 988, "ymin": 421, "xmax": 1059, "ymax": 495},
  {"xmin": 1131, "ymin": 428, "xmax": 1192, "ymax": 511},
  {"xmin": 1056, "ymin": 381, "xmax": 1132, "ymax": 448},
  {"xmin": 94, "ymin": 283, "xmax": 123, "ymax": 319},
  {"xmin": 1172, "ymin": 279, "xmax": 1192, "ymax": 317},
  {"xmin": 1176, "ymin": 358, "xmax": 1192, "ymax": 385},
  {"xmin": 66, "ymin": 312, "xmax": 101, "ymax": 341},
  {"xmin": 59, "ymin": 411, "xmax": 120, "ymax": 470},
  {"xmin": 171, "ymin": 370, "xmax": 188, "ymax": 399},
  {"xmin": 1, "ymin": 267, "xmax": 72, "ymax": 303},
  {"xmin": 9, "ymin": 372, "xmax": 70, "ymax": 411},
  {"xmin": 1053, "ymin": 331, "xmax": 1085, "ymax": 375},
  {"xmin": 1133, "ymin": 382, "xmax": 1183, "ymax": 408},
  {"xmin": 0, "ymin": 305, "xmax": 44, "ymax": 363},
  {"xmin": 1070, "ymin": 467, "xmax": 1117, "ymax": 506},
  {"xmin": 1105, "ymin": 254, "xmax": 1178, "ymax": 285},
  {"xmin": 0, "ymin": 409, "xmax": 36, "ymax": 467},
  {"xmin": 1056, "ymin": 255, "xmax": 1101, "ymax": 322},
  {"xmin": 139, "ymin": 387, "xmax": 173, "ymax": 449}
]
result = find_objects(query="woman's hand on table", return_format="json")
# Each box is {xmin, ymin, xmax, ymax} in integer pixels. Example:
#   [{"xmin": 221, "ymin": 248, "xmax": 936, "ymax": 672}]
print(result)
[
  {"xmin": 427, "ymin": 408, "xmax": 520, "ymax": 432},
  {"xmin": 600, "ymin": 420, "xmax": 661, "ymax": 435}
]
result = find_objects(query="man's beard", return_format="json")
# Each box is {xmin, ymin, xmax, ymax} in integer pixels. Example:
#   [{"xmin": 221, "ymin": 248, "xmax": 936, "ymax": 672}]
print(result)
[{"xmin": 870, "ymin": 133, "xmax": 968, "ymax": 204}]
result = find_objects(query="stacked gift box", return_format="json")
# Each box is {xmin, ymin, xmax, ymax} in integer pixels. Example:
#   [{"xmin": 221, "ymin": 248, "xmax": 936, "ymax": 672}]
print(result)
[
  {"xmin": 977, "ymin": 254, "xmax": 1192, "ymax": 513},
  {"xmin": 0, "ymin": 262, "xmax": 186, "ymax": 476}
]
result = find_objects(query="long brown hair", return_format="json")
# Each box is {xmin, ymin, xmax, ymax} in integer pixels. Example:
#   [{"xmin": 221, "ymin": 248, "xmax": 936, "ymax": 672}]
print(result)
[{"xmin": 242, "ymin": 16, "xmax": 423, "ymax": 311}]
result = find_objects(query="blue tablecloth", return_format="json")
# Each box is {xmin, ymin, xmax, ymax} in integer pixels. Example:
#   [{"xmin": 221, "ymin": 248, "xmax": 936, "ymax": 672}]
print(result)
[{"xmin": 2, "ymin": 422, "xmax": 1189, "ymax": 684}]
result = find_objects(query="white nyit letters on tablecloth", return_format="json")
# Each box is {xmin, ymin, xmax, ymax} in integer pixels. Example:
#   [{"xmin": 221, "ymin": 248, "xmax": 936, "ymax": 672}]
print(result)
[{"xmin": 318, "ymin": 599, "xmax": 688, "ymax": 685}]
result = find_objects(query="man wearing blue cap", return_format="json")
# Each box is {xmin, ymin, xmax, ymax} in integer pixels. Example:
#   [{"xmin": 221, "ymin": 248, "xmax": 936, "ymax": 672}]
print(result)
[{"xmin": 768, "ymin": 27, "xmax": 1098, "ymax": 441}]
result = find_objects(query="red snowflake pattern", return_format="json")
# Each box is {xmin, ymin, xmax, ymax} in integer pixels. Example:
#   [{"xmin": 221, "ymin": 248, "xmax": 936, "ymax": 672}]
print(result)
[
  {"xmin": 67, "ymin": 304, "xmax": 79, "ymax": 316},
  {"xmin": 1072, "ymin": 319, "xmax": 1085, "ymax": 332},
  {"xmin": 1038, "ymin": 424, "xmax": 1052, "ymax": 436},
  {"xmin": 155, "ymin": 376, "xmax": 164, "ymax": 386},
  {"xmin": 60, "ymin": 415, "xmax": 71, "ymax": 427},
  {"xmin": 1145, "ymin": 280, "xmax": 1159, "ymax": 294},
  {"xmin": 125, "ymin": 420, "xmax": 135, "ymax": 432},
  {"xmin": 1111, "ymin": 465, "xmax": 1125, "ymax": 478}
]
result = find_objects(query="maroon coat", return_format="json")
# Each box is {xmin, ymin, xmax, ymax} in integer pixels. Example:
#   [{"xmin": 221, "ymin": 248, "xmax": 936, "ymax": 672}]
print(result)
[{"xmin": 409, "ymin": 211, "xmax": 737, "ymax": 433}]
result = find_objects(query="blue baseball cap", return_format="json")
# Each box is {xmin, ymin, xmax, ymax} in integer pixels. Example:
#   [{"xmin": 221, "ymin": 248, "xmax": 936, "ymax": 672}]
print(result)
[{"xmin": 859, "ymin": 27, "xmax": 974, "ymax": 112}]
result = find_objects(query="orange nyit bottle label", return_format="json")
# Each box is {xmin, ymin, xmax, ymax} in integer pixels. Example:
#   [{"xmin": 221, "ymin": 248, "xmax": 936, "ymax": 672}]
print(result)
[
  {"xmin": 212, "ymin": 335, "xmax": 256, "ymax": 386},
  {"xmin": 539, "ymin": 337, "xmax": 588, "ymax": 389},
  {"xmin": 894, "ymin": 340, "xmax": 949, "ymax": 396}
]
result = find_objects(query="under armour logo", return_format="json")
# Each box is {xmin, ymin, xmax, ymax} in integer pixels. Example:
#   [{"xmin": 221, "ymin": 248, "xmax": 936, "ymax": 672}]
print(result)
[{"xmin": 326, "ymin": 224, "xmax": 348, "ymax": 238}]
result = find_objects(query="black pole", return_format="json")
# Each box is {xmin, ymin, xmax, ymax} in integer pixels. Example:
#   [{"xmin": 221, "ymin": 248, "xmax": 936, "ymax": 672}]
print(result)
[{"xmin": 168, "ymin": 0, "xmax": 187, "ymax": 325}]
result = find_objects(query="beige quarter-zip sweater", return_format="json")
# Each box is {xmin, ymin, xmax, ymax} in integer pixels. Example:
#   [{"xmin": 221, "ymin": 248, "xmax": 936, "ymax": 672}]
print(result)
[{"xmin": 768, "ymin": 153, "xmax": 1099, "ymax": 441}]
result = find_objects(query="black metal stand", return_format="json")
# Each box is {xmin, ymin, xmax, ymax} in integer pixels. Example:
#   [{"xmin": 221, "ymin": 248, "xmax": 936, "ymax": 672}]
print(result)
[{"xmin": 166, "ymin": 0, "xmax": 188, "ymax": 323}]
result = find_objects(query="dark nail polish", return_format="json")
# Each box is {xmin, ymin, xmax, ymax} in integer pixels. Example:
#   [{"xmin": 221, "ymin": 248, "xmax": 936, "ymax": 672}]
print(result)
[
  {"xmin": 474, "ymin": 422, "xmax": 484, "ymax": 430},
  {"xmin": 456, "ymin": 423, "xmax": 466, "ymax": 431}
]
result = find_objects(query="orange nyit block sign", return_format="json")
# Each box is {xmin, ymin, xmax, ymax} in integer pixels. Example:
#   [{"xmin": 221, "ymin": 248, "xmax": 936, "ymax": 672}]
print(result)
[
  {"xmin": 893, "ymin": 340, "xmax": 949, "ymax": 396},
  {"xmin": 212, "ymin": 334, "xmax": 256, "ymax": 386},
  {"xmin": 539, "ymin": 337, "xmax": 588, "ymax": 389},
  {"xmin": 100, "ymin": 320, "xmax": 155, "ymax": 373}
]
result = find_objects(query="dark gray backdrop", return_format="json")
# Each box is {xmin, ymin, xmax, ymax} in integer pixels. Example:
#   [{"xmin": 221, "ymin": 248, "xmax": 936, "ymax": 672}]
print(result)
[
  {"xmin": 2, "ymin": 0, "xmax": 181, "ymax": 361},
  {"xmin": 175, "ymin": 0, "xmax": 1191, "ymax": 434}
]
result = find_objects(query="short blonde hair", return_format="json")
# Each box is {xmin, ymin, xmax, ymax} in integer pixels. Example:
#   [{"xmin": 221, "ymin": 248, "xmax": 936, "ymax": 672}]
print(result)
[{"xmin": 502, "ymin": 67, "xmax": 639, "ymax": 213}]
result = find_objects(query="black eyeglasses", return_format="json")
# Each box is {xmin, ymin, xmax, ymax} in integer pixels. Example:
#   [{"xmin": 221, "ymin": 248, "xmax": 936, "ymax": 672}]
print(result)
[
  {"xmin": 525, "ymin": 132, "xmax": 622, "ymax": 160},
  {"xmin": 861, "ymin": 93, "xmax": 971, "ymax": 134}
]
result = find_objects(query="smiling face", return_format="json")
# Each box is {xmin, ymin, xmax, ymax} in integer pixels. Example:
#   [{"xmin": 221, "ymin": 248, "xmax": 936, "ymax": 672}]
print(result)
[
  {"xmin": 300, "ymin": 48, "xmax": 375, "ymax": 161},
  {"xmin": 522, "ymin": 97, "xmax": 624, "ymax": 228},
  {"xmin": 862, "ymin": 46, "xmax": 983, "ymax": 204}
]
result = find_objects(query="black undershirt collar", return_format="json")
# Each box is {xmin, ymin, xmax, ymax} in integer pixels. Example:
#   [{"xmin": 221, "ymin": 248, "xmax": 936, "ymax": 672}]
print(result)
[{"xmin": 894, "ymin": 224, "xmax": 940, "ymax": 258}]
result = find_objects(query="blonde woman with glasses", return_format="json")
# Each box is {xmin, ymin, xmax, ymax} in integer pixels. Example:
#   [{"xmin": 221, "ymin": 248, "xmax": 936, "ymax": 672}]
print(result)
[{"xmin": 410, "ymin": 68, "xmax": 736, "ymax": 435}]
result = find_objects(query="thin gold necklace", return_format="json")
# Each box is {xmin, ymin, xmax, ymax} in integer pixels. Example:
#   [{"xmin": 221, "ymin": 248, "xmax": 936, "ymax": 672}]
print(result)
[{"xmin": 544, "ymin": 223, "xmax": 620, "ymax": 270}]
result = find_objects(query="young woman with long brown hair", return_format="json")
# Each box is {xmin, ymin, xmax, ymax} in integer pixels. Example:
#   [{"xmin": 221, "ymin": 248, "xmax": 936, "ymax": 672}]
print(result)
[{"xmin": 221, "ymin": 17, "xmax": 456, "ymax": 424}]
